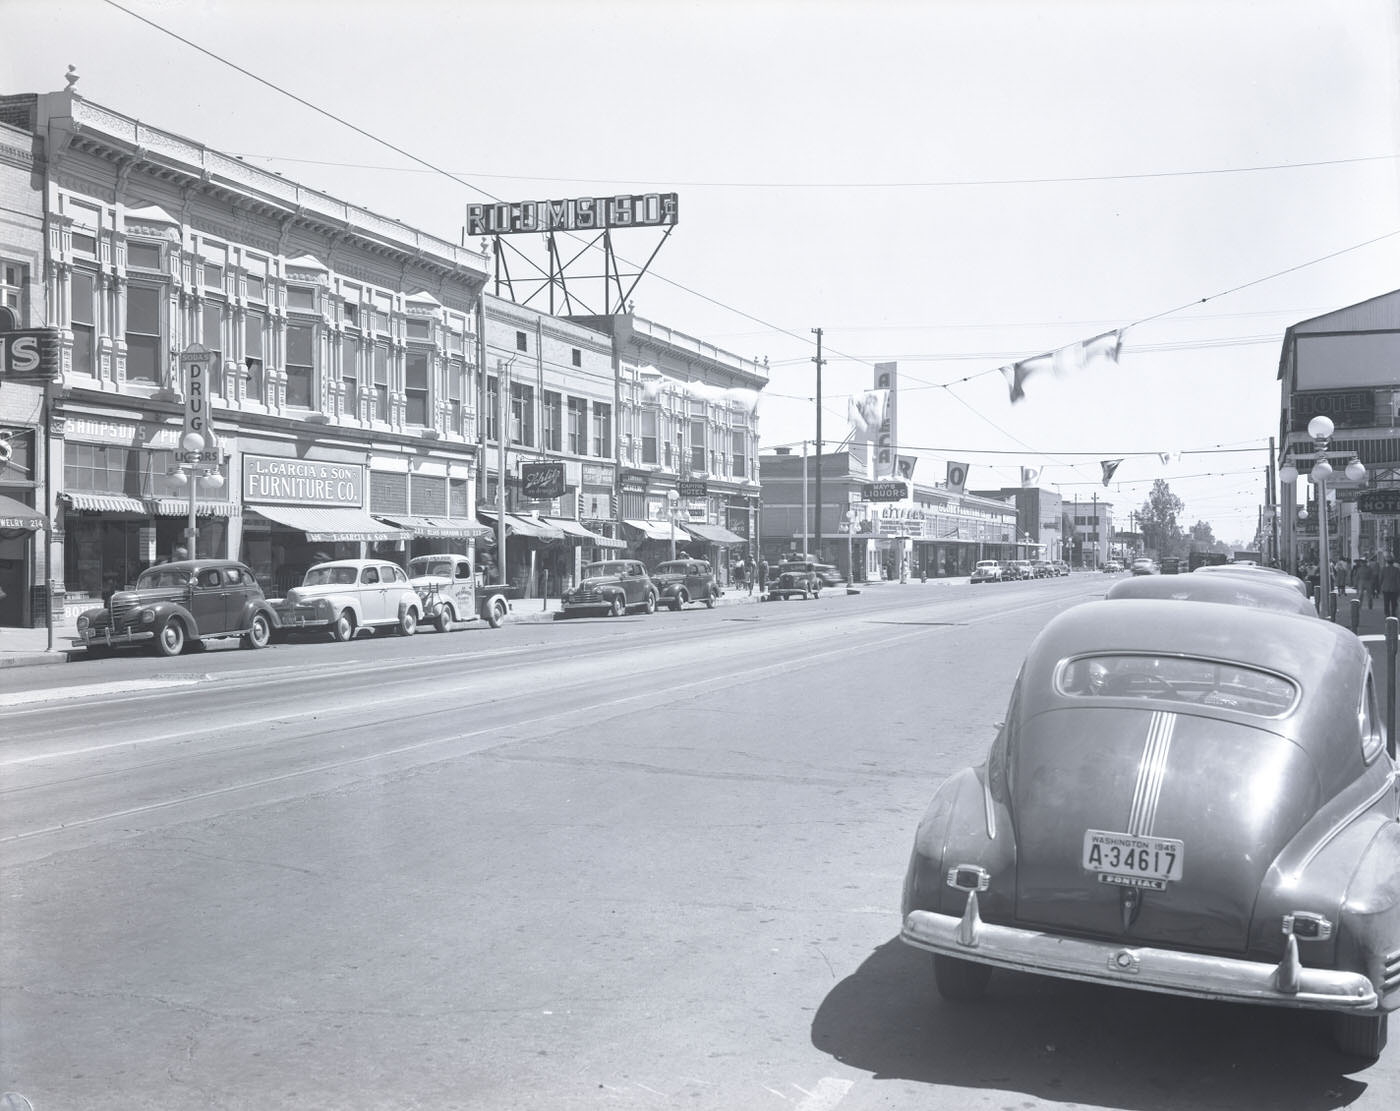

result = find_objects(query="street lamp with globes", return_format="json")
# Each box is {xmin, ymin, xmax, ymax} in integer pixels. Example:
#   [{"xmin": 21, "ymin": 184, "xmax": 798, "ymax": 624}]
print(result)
[
  {"xmin": 1279, "ymin": 414, "xmax": 1365, "ymax": 612},
  {"xmin": 667, "ymin": 489, "xmax": 679, "ymax": 561},
  {"xmin": 169, "ymin": 430, "xmax": 224, "ymax": 560}
]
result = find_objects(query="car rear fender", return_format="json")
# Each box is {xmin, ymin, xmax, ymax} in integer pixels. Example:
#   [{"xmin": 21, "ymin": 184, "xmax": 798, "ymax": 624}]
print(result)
[
  {"xmin": 238, "ymin": 599, "xmax": 281, "ymax": 630},
  {"xmin": 902, "ymin": 763, "xmax": 1017, "ymax": 923}
]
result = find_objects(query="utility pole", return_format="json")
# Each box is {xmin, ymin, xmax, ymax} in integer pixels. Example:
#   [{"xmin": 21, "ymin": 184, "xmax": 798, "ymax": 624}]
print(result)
[
  {"xmin": 811, "ymin": 328, "xmax": 823, "ymax": 563},
  {"xmin": 1092, "ymin": 491, "xmax": 1099, "ymax": 568}
]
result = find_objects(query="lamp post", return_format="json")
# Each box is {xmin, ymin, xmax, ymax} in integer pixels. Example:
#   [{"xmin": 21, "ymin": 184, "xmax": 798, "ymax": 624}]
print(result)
[
  {"xmin": 168, "ymin": 430, "xmax": 224, "ymax": 559},
  {"xmin": 1279, "ymin": 414, "xmax": 1365, "ymax": 613},
  {"xmin": 667, "ymin": 488, "xmax": 679, "ymax": 561},
  {"xmin": 844, "ymin": 507, "xmax": 856, "ymax": 586}
]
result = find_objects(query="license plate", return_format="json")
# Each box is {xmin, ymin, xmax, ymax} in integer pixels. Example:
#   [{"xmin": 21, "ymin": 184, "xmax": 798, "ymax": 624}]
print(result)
[{"xmin": 1083, "ymin": 829, "xmax": 1184, "ymax": 889}]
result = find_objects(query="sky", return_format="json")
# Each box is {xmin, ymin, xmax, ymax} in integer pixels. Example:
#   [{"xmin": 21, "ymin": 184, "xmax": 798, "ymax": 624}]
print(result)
[{"xmin": 4, "ymin": 0, "xmax": 1399, "ymax": 546}]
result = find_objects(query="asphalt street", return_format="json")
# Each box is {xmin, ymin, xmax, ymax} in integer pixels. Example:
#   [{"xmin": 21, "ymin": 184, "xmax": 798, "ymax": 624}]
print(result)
[{"xmin": 1, "ymin": 575, "xmax": 1396, "ymax": 1110}]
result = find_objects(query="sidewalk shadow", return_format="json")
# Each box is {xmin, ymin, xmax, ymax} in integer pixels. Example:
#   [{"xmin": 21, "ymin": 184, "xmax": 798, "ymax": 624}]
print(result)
[{"xmin": 810, "ymin": 936, "xmax": 1372, "ymax": 1109}]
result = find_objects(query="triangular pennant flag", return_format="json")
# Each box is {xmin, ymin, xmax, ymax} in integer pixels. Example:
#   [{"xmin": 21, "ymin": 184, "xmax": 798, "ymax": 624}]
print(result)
[
  {"xmin": 1003, "ymin": 329, "xmax": 1125, "ymax": 404},
  {"xmin": 1020, "ymin": 466, "xmax": 1042, "ymax": 487},
  {"xmin": 1101, "ymin": 458, "xmax": 1124, "ymax": 486},
  {"xmin": 896, "ymin": 455, "xmax": 918, "ymax": 481}
]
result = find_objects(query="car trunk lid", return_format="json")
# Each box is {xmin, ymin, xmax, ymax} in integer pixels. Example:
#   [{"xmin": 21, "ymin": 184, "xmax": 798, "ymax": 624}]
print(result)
[{"xmin": 1011, "ymin": 706, "xmax": 1318, "ymax": 953}]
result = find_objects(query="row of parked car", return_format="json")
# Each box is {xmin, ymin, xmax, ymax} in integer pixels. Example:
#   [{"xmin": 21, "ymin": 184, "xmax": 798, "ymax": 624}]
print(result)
[
  {"xmin": 72, "ymin": 552, "xmax": 806, "ymax": 657},
  {"xmin": 971, "ymin": 558, "xmax": 1071, "ymax": 583}
]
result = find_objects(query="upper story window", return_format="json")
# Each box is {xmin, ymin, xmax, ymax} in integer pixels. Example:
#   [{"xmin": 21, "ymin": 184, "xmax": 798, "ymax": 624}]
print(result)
[
  {"xmin": 72, "ymin": 231, "xmax": 98, "ymax": 256},
  {"xmin": 286, "ymin": 323, "xmax": 315, "ymax": 408},
  {"xmin": 246, "ymin": 274, "xmax": 266, "ymax": 300},
  {"xmin": 484, "ymin": 376, "xmax": 500, "ymax": 442},
  {"xmin": 125, "ymin": 283, "xmax": 163, "ymax": 384},
  {"xmin": 287, "ymin": 285, "xmax": 317, "ymax": 312},
  {"xmin": 689, "ymin": 420, "xmax": 705, "ymax": 472},
  {"xmin": 202, "ymin": 301, "xmax": 223, "ymax": 397},
  {"xmin": 730, "ymin": 429, "xmax": 746, "ymax": 478},
  {"xmin": 510, "ymin": 383, "xmax": 534, "ymax": 446},
  {"xmin": 406, "ymin": 317, "xmax": 431, "ymax": 341},
  {"xmin": 373, "ymin": 344, "xmax": 389, "ymax": 421},
  {"xmin": 448, "ymin": 358, "xmax": 466, "ymax": 436},
  {"xmin": 571, "ymin": 348, "xmax": 582, "ymax": 367},
  {"xmin": 641, "ymin": 409, "xmax": 659, "ymax": 465},
  {"xmin": 405, "ymin": 350, "xmax": 430, "ymax": 426},
  {"xmin": 515, "ymin": 330, "xmax": 528, "ymax": 352},
  {"xmin": 543, "ymin": 391, "xmax": 561, "ymax": 452},
  {"xmin": 128, "ymin": 240, "xmax": 162, "ymax": 270},
  {"xmin": 342, "ymin": 336, "xmax": 361, "ymax": 417},
  {"xmin": 2, "ymin": 261, "xmax": 25, "ymax": 318},
  {"xmin": 567, "ymin": 397, "xmax": 586, "ymax": 454},
  {"xmin": 244, "ymin": 309, "xmax": 265, "ymax": 402},
  {"xmin": 592, "ymin": 402, "xmax": 612, "ymax": 458}
]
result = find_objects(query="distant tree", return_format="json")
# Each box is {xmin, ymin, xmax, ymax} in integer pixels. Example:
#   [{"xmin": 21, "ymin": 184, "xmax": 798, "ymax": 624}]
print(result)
[
  {"xmin": 1188, "ymin": 520, "xmax": 1217, "ymax": 550},
  {"xmin": 1139, "ymin": 480, "xmax": 1186, "ymax": 557}
]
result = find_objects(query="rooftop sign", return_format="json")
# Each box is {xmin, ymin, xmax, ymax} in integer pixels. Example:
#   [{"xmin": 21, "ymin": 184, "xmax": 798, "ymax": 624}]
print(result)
[{"xmin": 467, "ymin": 193, "xmax": 678, "ymax": 237}]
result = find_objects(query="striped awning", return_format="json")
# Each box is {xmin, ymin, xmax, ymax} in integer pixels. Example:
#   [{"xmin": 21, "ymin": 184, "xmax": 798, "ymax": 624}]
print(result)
[
  {"xmin": 150, "ymin": 498, "xmax": 242, "ymax": 517},
  {"xmin": 478, "ymin": 512, "xmax": 564, "ymax": 540},
  {"xmin": 61, "ymin": 492, "xmax": 149, "ymax": 514},
  {"xmin": 375, "ymin": 514, "xmax": 490, "ymax": 539},
  {"xmin": 0, "ymin": 494, "xmax": 45, "ymax": 530},
  {"xmin": 623, "ymin": 518, "xmax": 680, "ymax": 542},
  {"xmin": 545, "ymin": 517, "xmax": 626, "ymax": 549},
  {"xmin": 247, "ymin": 504, "xmax": 409, "ymax": 542},
  {"xmin": 682, "ymin": 522, "xmax": 746, "ymax": 545}
]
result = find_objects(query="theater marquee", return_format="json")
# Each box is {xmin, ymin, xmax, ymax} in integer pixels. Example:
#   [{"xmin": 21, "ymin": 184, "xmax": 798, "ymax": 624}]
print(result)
[{"xmin": 466, "ymin": 193, "xmax": 679, "ymax": 237}]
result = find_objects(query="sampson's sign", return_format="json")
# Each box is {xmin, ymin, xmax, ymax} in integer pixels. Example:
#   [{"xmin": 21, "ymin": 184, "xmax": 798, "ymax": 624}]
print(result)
[
  {"xmin": 466, "ymin": 193, "xmax": 678, "ymax": 237},
  {"xmin": 243, "ymin": 454, "xmax": 364, "ymax": 507}
]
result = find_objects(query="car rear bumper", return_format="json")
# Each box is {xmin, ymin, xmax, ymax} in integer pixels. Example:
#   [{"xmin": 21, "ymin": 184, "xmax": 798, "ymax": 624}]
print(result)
[{"xmin": 902, "ymin": 902, "xmax": 1380, "ymax": 1013}]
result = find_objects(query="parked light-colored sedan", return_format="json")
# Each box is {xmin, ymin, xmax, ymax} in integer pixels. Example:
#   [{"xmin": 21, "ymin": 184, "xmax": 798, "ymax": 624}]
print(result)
[{"xmin": 274, "ymin": 559, "xmax": 422, "ymax": 641}]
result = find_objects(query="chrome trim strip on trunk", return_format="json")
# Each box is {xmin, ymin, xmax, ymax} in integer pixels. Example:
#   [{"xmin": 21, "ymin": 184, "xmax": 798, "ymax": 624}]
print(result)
[{"xmin": 1128, "ymin": 710, "xmax": 1175, "ymax": 836}]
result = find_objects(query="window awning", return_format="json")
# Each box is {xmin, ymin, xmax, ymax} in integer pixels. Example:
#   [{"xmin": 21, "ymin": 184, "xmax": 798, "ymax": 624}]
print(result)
[
  {"xmin": 682, "ymin": 522, "xmax": 746, "ymax": 545},
  {"xmin": 0, "ymin": 493, "xmax": 45, "ymax": 530},
  {"xmin": 374, "ymin": 514, "xmax": 491, "ymax": 539},
  {"xmin": 478, "ymin": 511, "xmax": 564, "ymax": 540},
  {"xmin": 61, "ymin": 492, "xmax": 149, "ymax": 514},
  {"xmin": 545, "ymin": 517, "xmax": 627, "ymax": 548},
  {"xmin": 623, "ymin": 518, "xmax": 681, "ymax": 542},
  {"xmin": 247, "ymin": 504, "xmax": 410, "ymax": 542},
  {"xmin": 150, "ymin": 498, "xmax": 242, "ymax": 517}
]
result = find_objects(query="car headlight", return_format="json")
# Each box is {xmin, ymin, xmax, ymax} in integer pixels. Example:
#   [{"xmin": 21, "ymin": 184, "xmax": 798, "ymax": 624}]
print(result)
[
  {"xmin": 317, "ymin": 599, "xmax": 336, "ymax": 614},
  {"xmin": 139, "ymin": 609, "xmax": 156, "ymax": 624},
  {"xmin": 76, "ymin": 614, "xmax": 89, "ymax": 631}
]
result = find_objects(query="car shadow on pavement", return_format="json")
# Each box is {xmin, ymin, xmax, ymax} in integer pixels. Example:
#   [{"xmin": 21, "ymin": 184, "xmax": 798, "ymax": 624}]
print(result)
[{"xmin": 811, "ymin": 937, "xmax": 1375, "ymax": 1109}]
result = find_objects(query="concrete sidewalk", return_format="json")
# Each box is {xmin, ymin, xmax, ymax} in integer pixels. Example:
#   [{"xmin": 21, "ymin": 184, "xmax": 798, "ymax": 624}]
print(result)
[{"xmin": 0, "ymin": 578, "xmax": 927, "ymax": 669}]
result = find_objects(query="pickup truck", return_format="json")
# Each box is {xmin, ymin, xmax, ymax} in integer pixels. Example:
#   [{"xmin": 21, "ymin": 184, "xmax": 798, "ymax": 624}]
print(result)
[{"xmin": 407, "ymin": 554, "xmax": 518, "ymax": 631}]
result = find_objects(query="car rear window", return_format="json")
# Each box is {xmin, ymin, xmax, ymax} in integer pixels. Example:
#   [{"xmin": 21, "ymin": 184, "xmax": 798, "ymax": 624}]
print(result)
[{"xmin": 1056, "ymin": 654, "xmax": 1298, "ymax": 716}]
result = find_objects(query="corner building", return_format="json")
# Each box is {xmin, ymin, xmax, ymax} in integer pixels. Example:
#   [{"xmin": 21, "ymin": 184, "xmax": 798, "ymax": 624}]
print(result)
[{"xmin": 1, "ymin": 83, "xmax": 491, "ymax": 619}]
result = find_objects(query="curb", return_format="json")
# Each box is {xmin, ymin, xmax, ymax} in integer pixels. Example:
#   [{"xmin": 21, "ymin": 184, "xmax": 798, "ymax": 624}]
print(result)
[{"xmin": 0, "ymin": 652, "xmax": 72, "ymax": 669}]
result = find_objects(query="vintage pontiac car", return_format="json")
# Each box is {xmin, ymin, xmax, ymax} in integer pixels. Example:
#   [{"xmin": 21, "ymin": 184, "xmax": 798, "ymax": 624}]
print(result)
[
  {"xmin": 767, "ymin": 560, "xmax": 822, "ymax": 600},
  {"xmin": 559, "ymin": 560, "xmax": 657, "ymax": 618},
  {"xmin": 274, "ymin": 559, "xmax": 422, "ymax": 640},
  {"xmin": 901, "ymin": 598, "xmax": 1399, "ymax": 1060},
  {"xmin": 971, "ymin": 560, "xmax": 1004, "ymax": 584},
  {"xmin": 406, "ymin": 554, "xmax": 516, "ymax": 631},
  {"xmin": 73, "ymin": 559, "xmax": 278, "ymax": 657},
  {"xmin": 651, "ymin": 558, "xmax": 719, "ymax": 611},
  {"xmin": 1195, "ymin": 561, "xmax": 1310, "ymax": 597}
]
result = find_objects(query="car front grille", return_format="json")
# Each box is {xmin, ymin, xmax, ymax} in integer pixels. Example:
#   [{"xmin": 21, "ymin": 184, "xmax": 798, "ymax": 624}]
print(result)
[
  {"xmin": 570, "ymin": 586, "xmax": 605, "ymax": 605},
  {"xmin": 109, "ymin": 595, "xmax": 138, "ymax": 626}
]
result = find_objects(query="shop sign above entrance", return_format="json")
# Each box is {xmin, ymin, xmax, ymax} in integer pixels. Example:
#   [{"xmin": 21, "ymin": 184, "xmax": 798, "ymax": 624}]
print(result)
[
  {"xmin": 1357, "ymin": 489, "xmax": 1400, "ymax": 515},
  {"xmin": 862, "ymin": 480, "xmax": 908, "ymax": 503},
  {"xmin": 243, "ymin": 453, "xmax": 364, "ymax": 507},
  {"xmin": 677, "ymin": 480, "xmax": 708, "ymax": 498},
  {"xmin": 520, "ymin": 461, "xmax": 566, "ymax": 499},
  {"xmin": 0, "ymin": 328, "xmax": 61, "ymax": 382}
]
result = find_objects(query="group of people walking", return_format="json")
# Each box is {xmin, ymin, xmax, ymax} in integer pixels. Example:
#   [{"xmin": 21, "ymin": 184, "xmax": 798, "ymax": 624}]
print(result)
[{"xmin": 1309, "ymin": 554, "xmax": 1400, "ymax": 618}]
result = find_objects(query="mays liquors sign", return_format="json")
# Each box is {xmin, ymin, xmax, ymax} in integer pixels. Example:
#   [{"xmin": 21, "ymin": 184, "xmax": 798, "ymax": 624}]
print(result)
[
  {"xmin": 467, "ymin": 193, "xmax": 678, "ymax": 237},
  {"xmin": 243, "ymin": 454, "xmax": 364, "ymax": 507}
]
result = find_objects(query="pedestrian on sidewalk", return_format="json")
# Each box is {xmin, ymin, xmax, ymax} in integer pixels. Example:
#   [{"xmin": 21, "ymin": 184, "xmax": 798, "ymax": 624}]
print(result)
[
  {"xmin": 1381, "ymin": 557, "xmax": 1400, "ymax": 619},
  {"xmin": 1356, "ymin": 558, "xmax": 1377, "ymax": 609},
  {"xmin": 758, "ymin": 559, "xmax": 769, "ymax": 594}
]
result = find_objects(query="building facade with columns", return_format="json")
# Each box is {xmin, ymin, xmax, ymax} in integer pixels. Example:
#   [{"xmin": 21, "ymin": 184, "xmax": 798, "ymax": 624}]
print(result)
[{"xmin": 0, "ymin": 82, "xmax": 491, "ymax": 619}]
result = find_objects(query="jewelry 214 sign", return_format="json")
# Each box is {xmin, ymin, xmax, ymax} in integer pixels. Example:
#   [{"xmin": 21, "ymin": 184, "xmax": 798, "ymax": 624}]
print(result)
[{"xmin": 521, "ymin": 461, "xmax": 566, "ymax": 500}]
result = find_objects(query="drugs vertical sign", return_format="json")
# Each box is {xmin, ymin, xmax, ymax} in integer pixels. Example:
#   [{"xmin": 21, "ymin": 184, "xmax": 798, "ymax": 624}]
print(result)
[{"xmin": 178, "ymin": 343, "xmax": 217, "ymax": 461}]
